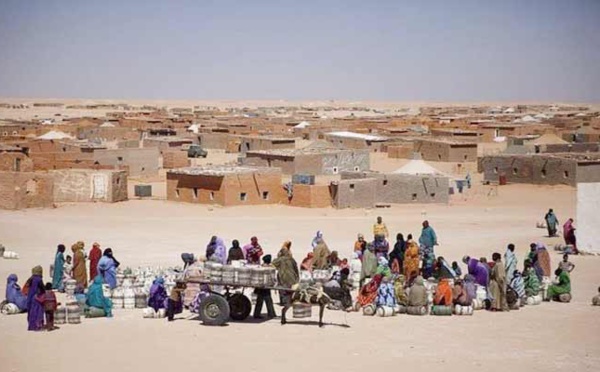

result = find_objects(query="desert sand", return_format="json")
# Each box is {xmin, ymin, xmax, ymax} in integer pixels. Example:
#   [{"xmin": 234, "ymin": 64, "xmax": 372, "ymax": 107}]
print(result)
[{"xmin": 1, "ymin": 181, "xmax": 599, "ymax": 372}]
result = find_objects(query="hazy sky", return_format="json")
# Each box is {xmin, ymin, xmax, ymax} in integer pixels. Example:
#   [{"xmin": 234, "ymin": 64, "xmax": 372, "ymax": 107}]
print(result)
[{"xmin": 0, "ymin": 0, "xmax": 598, "ymax": 102}]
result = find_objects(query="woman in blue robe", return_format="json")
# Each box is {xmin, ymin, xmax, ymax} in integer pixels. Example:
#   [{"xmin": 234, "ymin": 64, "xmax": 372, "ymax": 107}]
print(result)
[
  {"xmin": 148, "ymin": 277, "xmax": 168, "ymax": 312},
  {"xmin": 5, "ymin": 274, "xmax": 28, "ymax": 311},
  {"xmin": 52, "ymin": 244, "xmax": 66, "ymax": 290},
  {"xmin": 86, "ymin": 275, "xmax": 113, "ymax": 317},
  {"xmin": 98, "ymin": 248, "xmax": 120, "ymax": 289}
]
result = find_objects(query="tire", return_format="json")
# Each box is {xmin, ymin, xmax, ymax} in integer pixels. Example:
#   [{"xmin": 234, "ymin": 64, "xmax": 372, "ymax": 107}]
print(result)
[
  {"xmin": 228, "ymin": 293, "xmax": 251, "ymax": 321},
  {"xmin": 199, "ymin": 294, "xmax": 230, "ymax": 326}
]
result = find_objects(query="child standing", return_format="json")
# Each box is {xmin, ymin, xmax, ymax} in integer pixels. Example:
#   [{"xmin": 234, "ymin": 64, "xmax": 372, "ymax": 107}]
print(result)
[
  {"xmin": 558, "ymin": 254, "xmax": 575, "ymax": 273},
  {"xmin": 167, "ymin": 281, "xmax": 186, "ymax": 322},
  {"xmin": 37, "ymin": 283, "xmax": 58, "ymax": 331},
  {"xmin": 452, "ymin": 261, "xmax": 462, "ymax": 277},
  {"xmin": 63, "ymin": 255, "xmax": 73, "ymax": 279}
]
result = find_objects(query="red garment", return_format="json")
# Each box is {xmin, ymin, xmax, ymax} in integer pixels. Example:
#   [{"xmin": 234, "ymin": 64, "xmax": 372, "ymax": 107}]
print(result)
[
  {"xmin": 357, "ymin": 274, "xmax": 383, "ymax": 306},
  {"xmin": 301, "ymin": 253, "xmax": 314, "ymax": 272},
  {"xmin": 36, "ymin": 290, "xmax": 58, "ymax": 312},
  {"xmin": 89, "ymin": 246, "xmax": 102, "ymax": 281}
]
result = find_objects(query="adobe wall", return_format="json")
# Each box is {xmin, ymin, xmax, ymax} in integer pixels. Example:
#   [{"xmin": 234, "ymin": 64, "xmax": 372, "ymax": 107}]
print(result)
[
  {"xmin": 239, "ymin": 137, "xmax": 296, "ymax": 153},
  {"xmin": 93, "ymin": 147, "xmax": 160, "ymax": 177},
  {"xmin": 162, "ymin": 150, "xmax": 189, "ymax": 169},
  {"xmin": 447, "ymin": 145, "xmax": 478, "ymax": 162},
  {"xmin": 414, "ymin": 140, "xmax": 450, "ymax": 161},
  {"xmin": 198, "ymin": 132, "xmax": 230, "ymax": 150},
  {"xmin": 53, "ymin": 169, "xmax": 128, "ymax": 203},
  {"xmin": 288, "ymin": 184, "xmax": 331, "ymax": 208},
  {"xmin": 341, "ymin": 172, "xmax": 450, "ymax": 204},
  {"xmin": 0, "ymin": 171, "xmax": 54, "ymax": 210},
  {"xmin": 543, "ymin": 143, "xmax": 599, "ymax": 153},
  {"xmin": 166, "ymin": 171, "xmax": 285, "ymax": 206},
  {"xmin": 577, "ymin": 163, "xmax": 600, "ymax": 183},
  {"xmin": 166, "ymin": 173, "xmax": 226, "ymax": 204},
  {"xmin": 331, "ymin": 178, "xmax": 377, "ymax": 209},
  {"xmin": 0, "ymin": 152, "xmax": 34, "ymax": 172},
  {"xmin": 243, "ymin": 154, "xmax": 296, "ymax": 174},
  {"xmin": 321, "ymin": 151, "xmax": 370, "ymax": 174},
  {"xmin": 387, "ymin": 145, "xmax": 413, "ymax": 159},
  {"xmin": 143, "ymin": 138, "xmax": 193, "ymax": 151},
  {"xmin": 576, "ymin": 182, "xmax": 600, "ymax": 254},
  {"xmin": 479, "ymin": 156, "xmax": 578, "ymax": 186}
]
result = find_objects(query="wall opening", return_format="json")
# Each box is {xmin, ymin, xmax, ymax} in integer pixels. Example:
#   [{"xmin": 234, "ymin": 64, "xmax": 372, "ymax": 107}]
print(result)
[
  {"xmin": 430, "ymin": 193, "xmax": 436, "ymax": 198},
  {"xmin": 411, "ymin": 193, "xmax": 417, "ymax": 201},
  {"xmin": 541, "ymin": 169, "xmax": 547, "ymax": 178},
  {"xmin": 493, "ymin": 167, "xmax": 498, "ymax": 174},
  {"xmin": 117, "ymin": 156, "xmax": 123, "ymax": 162},
  {"xmin": 512, "ymin": 168, "xmax": 518, "ymax": 175},
  {"xmin": 383, "ymin": 180, "xmax": 388, "ymax": 186},
  {"xmin": 209, "ymin": 191, "xmax": 215, "ymax": 200},
  {"xmin": 14, "ymin": 157, "xmax": 21, "ymax": 172},
  {"xmin": 463, "ymin": 154, "xmax": 468, "ymax": 160},
  {"xmin": 25, "ymin": 179, "xmax": 38, "ymax": 195},
  {"xmin": 332, "ymin": 167, "xmax": 339, "ymax": 174},
  {"xmin": 564, "ymin": 171, "xmax": 569, "ymax": 178},
  {"xmin": 438, "ymin": 154, "xmax": 442, "ymax": 160},
  {"xmin": 262, "ymin": 191, "xmax": 269, "ymax": 200},
  {"xmin": 354, "ymin": 166, "xmax": 360, "ymax": 171},
  {"xmin": 175, "ymin": 189, "xmax": 180, "ymax": 198},
  {"xmin": 193, "ymin": 188, "xmax": 198, "ymax": 199},
  {"xmin": 349, "ymin": 184, "xmax": 355, "ymax": 190},
  {"xmin": 240, "ymin": 192, "xmax": 247, "ymax": 201}
]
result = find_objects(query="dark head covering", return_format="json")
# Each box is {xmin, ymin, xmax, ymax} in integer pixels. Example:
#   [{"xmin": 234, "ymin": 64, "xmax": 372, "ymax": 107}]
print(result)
[{"xmin": 262, "ymin": 254, "xmax": 272, "ymax": 265}]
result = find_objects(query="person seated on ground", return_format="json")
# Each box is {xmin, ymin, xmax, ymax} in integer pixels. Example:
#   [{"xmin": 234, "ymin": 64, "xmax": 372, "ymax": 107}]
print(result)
[
  {"xmin": 37, "ymin": 283, "xmax": 58, "ymax": 331},
  {"xmin": 339, "ymin": 258, "xmax": 349, "ymax": 270},
  {"xmin": 354, "ymin": 234, "xmax": 366, "ymax": 258},
  {"xmin": 433, "ymin": 256, "xmax": 457, "ymax": 280},
  {"xmin": 408, "ymin": 276, "xmax": 427, "ymax": 307},
  {"xmin": 489, "ymin": 252, "xmax": 509, "ymax": 312},
  {"xmin": 592, "ymin": 287, "xmax": 600, "ymax": 306},
  {"xmin": 328, "ymin": 250, "xmax": 342, "ymax": 268},
  {"xmin": 300, "ymin": 252, "xmax": 314, "ymax": 272},
  {"xmin": 452, "ymin": 261, "xmax": 462, "ymax": 277},
  {"xmin": 393, "ymin": 275, "xmax": 409, "ymax": 306},
  {"xmin": 434, "ymin": 278, "xmax": 453, "ymax": 306},
  {"xmin": 360, "ymin": 244, "xmax": 378, "ymax": 288},
  {"xmin": 546, "ymin": 268, "xmax": 571, "ymax": 302},
  {"xmin": 463, "ymin": 256, "xmax": 489, "ymax": 289},
  {"xmin": 463, "ymin": 274, "xmax": 477, "ymax": 302},
  {"xmin": 523, "ymin": 260, "xmax": 541, "ymax": 297},
  {"xmin": 510, "ymin": 270, "xmax": 526, "ymax": 303},
  {"xmin": 375, "ymin": 256, "xmax": 392, "ymax": 278},
  {"xmin": 227, "ymin": 240, "xmax": 244, "ymax": 264},
  {"xmin": 148, "ymin": 277, "xmax": 167, "ymax": 312},
  {"xmin": 312, "ymin": 238, "xmax": 331, "ymax": 270},
  {"xmin": 376, "ymin": 276, "xmax": 396, "ymax": 307},
  {"xmin": 558, "ymin": 253, "xmax": 575, "ymax": 273},
  {"xmin": 452, "ymin": 279, "xmax": 472, "ymax": 306},
  {"xmin": 86, "ymin": 275, "xmax": 113, "ymax": 318},
  {"xmin": 166, "ymin": 280, "xmax": 186, "ymax": 322},
  {"xmin": 5, "ymin": 274, "xmax": 28, "ymax": 312},
  {"xmin": 181, "ymin": 253, "xmax": 196, "ymax": 269},
  {"xmin": 356, "ymin": 274, "xmax": 383, "ymax": 308},
  {"xmin": 254, "ymin": 255, "xmax": 276, "ymax": 319},
  {"xmin": 311, "ymin": 231, "xmax": 324, "ymax": 249}
]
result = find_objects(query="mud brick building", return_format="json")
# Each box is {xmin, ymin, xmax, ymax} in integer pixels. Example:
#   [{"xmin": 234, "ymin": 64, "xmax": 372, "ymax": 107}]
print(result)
[
  {"xmin": 324, "ymin": 131, "xmax": 389, "ymax": 152},
  {"xmin": 413, "ymin": 138, "xmax": 478, "ymax": 162},
  {"xmin": 166, "ymin": 166, "xmax": 285, "ymax": 206},
  {"xmin": 243, "ymin": 147, "xmax": 370, "ymax": 175},
  {"xmin": 479, "ymin": 153, "xmax": 600, "ymax": 186}
]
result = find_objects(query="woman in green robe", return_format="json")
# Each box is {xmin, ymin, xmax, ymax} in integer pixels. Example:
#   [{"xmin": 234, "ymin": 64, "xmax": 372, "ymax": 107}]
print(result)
[
  {"xmin": 546, "ymin": 268, "xmax": 571, "ymax": 300},
  {"xmin": 52, "ymin": 244, "xmax": 66, "ymax": 290}
]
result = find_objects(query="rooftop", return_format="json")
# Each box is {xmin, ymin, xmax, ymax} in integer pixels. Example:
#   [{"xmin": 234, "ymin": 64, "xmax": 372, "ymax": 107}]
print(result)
[
  {"xmin": 325, "ymin": 131, "xmax": 388, "ymax": 141},
  {"xmin": 167, "ymin": 165, "xmax": 281, "ymax": 176},
  {"xmin": 247, "ymin": 146, "xmax": 364, "ymax": 157}
]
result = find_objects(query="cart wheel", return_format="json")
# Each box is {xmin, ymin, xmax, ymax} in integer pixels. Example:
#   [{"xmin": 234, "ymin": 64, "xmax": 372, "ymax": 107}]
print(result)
[
  {"xmin": 199, "ymin": 294, "xmax": 230, "ymax": 326},
  {"xmin": 228, "ymin": 293, "xmax": 251, "ymax": 321}
]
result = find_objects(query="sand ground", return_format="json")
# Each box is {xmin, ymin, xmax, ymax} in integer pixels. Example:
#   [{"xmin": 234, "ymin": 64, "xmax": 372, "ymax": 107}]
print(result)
[{"xmin": 1, "ymin": 181, "xmax": 599, "ymax": 372}]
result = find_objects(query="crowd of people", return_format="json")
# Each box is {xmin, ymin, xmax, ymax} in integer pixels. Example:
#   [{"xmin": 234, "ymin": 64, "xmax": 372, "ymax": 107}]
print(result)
[{"xmin": 3, "ymin": 211, "xmax": 583, "ymax": 331}]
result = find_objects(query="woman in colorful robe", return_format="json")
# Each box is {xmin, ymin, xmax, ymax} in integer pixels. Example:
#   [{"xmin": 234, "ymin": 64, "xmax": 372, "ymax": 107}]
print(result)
[
  {"xmin": 504, "ymin": 244, "xmax": 518, "ymax": 284},
  {"xmin": 434, "ymin": 278, "xmax": 453, "ymax": 306},
  {"xmin": 546, "ymin": 268, "xmax": 571, "ymax": 300},
  {"xmin": 5, "ymin": 274, "xmax": 28, "ymax": 311},
  {"xmin": 563, "ymin": 219, "xmax": 577, "ymax": 253},
  {"xmin": 403, "ymin": 240, "xmax": 420, "ymax": 284},
  {"xmin": 243, "ymin": 236, "xmax": 263, "ymax": 265},
  {"xmin": 71, "ymin": 241, "xmax": 88, "ymax": 289},
  {"xmin": 148, "ymin": 277, "xmax": 168, "ymax": 312},
  {"xmin": 489, "ymin": 253, "xmax": 509, "ymax": 311},
  {"xmin": 408, "ymin": 276, "xmax": 427, "ymax": 307},
  {"xmin": 88, "ymin": 242, "xmax": 102, "ymax": 282}
]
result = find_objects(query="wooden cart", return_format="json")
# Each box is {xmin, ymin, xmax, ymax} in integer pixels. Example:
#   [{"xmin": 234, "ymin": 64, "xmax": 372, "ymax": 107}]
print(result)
[{"xmin": 185, "ymin": 276, "xmax": 291, "ymax": 326}]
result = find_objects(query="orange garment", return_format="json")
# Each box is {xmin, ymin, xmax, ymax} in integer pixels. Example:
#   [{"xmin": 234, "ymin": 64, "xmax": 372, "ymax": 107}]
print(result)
[
  {"xmin": 403, "ymin": 241, "xmax": 420, "ymax": 281},
  {"xmin": 72, "ymin": 242, "xmax": 88, "ymax": 288},
  {"xmin": 434, "ymin": 279, "xmax": 453, "ymax": 306}
]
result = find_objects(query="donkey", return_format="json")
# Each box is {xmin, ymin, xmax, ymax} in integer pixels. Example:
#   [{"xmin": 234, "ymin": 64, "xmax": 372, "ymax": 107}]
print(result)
[{"xmin": 281, "ymin": 285, "xmax": 331, "ymax": 327}]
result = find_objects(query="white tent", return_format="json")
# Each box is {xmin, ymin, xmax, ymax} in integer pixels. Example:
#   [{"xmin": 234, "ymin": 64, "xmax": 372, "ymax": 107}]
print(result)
[
  {"xmin": 37, "ymin": 130, "xmax": 73, "ymax": 140},
  {"xmin": 100, "ymin": 122, "xmax": 115, "ymax": 128},
  {"xmin": 187, "ymin": 124, "xmax": 200, "ymax": 134},
  {"xmin": 393, "ymin": 159, "xmax": 444, "ymax": 175}
]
